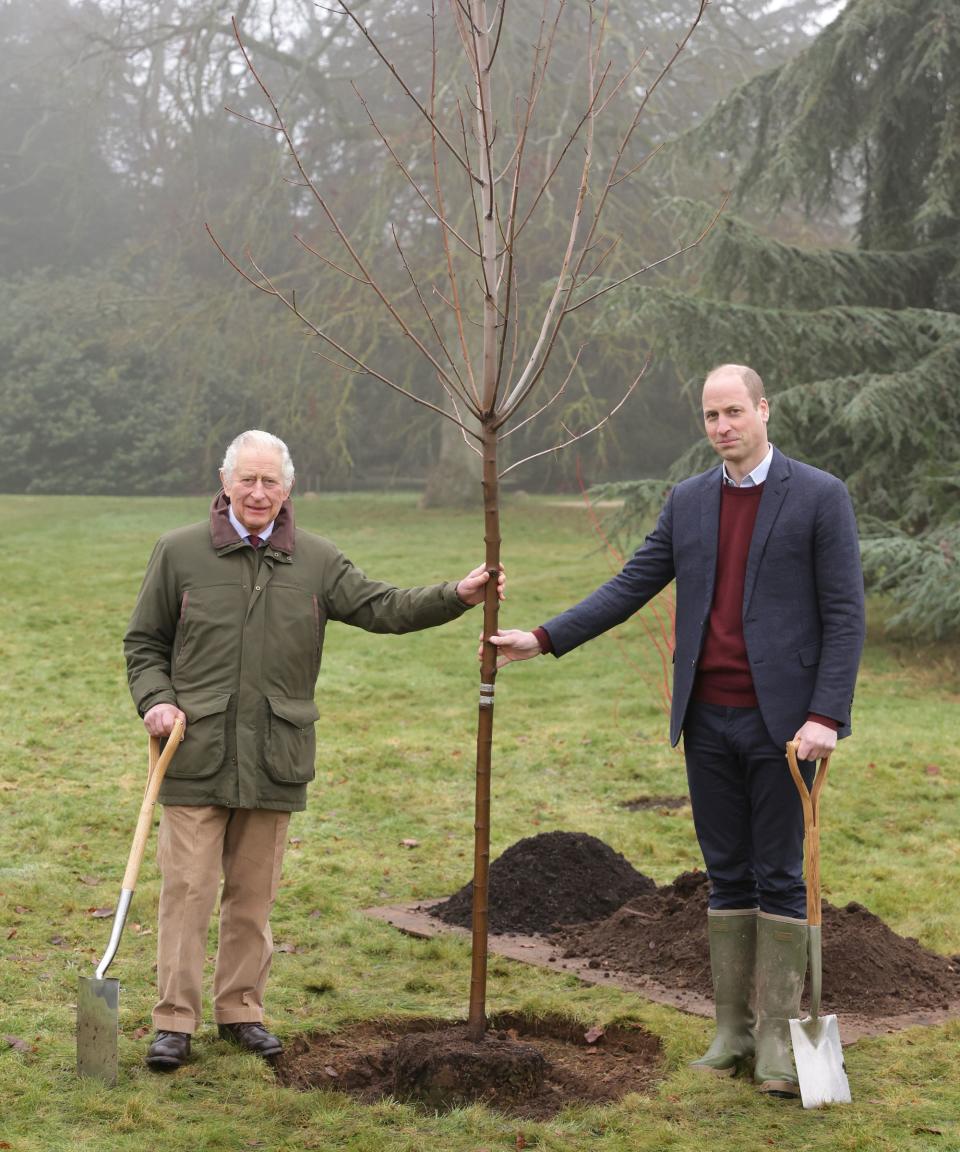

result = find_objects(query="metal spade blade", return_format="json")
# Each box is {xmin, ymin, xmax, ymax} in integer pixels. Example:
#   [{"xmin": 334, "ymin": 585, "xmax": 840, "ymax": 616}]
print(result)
[
  {"xmin": 789, "ymin": 1010, "xmax": 851, "ymax": 1108},
  {"xmin": 77, "ymin": 974, "xmax": 120, "ymax": 1085}
]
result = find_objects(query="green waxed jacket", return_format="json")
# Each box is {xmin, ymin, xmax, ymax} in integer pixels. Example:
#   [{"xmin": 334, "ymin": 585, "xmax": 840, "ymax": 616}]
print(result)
[{"xmin": 124, "ymin": 494, "xmax": 471, "ymax": 811}]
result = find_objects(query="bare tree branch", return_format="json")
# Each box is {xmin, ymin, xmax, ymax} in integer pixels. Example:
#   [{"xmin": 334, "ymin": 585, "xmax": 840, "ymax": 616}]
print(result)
[
  {"xmin": 566, "ymin": 192, "xmax": 728, "ymax": 313},
  {"xmin": 335, "ymin": 0, "xmax": 477, "ymax": 181},
  {"xmin": 438, "ymin": 373, "xmax": 485, "ymax": 457},
  {"xmin": 228, "ymin": 16, "xmax": 472, "ymax": 406},
  {"xmin": 390, "ymin": 223, "xmax": 479, "ymax": 413},
  {"xmin": 430, "ymin": 0, "xmax": 481, "ymax": 409},
  {"xmin": 499, "ymin": 344, "xmax": 583, "ymax": 438},
  {"xmin": 490, "ymin": 0, "xmax": 562, "ymax": 397},
  {"xmin": 566, "ymin": 0, "xmax": 710, "ymax": 282},
  {"xmin": 351, "ymin": 80, "xmax": 481, "ymax": 257},
  {"xmin": 610, "ymin": 140, "xmax": 666, "ymax": 189},
  {"xmin": 205, "ymin": 223, "xmax": 478, "ymax": 437},
  {"xmin": 293, "ymin": 233, "xmax": 371, "ymax": 285},
  {"xmin": 498, "ymin": 355, "xmax": 650, "ymax": 476},
  {"xmin": 495, "ymin": 0, "xmax": 604, "ymax": 419}
]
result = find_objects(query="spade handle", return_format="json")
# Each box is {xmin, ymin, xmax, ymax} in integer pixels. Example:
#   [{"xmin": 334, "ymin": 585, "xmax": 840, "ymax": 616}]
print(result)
[
  {"xmin": 121, "ymin": 719, "xmax": 184, "ymax": 891},
  {"xmin": 94, "ymin": 720, "xmax": 184, "ymax": 979},
  {"xmin": 785, "ymin": 739, "xmax": 829, "ymax": 929}
]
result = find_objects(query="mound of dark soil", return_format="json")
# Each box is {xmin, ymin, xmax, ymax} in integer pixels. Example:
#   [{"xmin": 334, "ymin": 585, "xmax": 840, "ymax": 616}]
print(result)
[
  {"xmin": 556, "ymin": 871, "xmax": 960, "ymax": 1017},
  {"xmin": 432, "ymin": 830, "xmax": 656, "ymax": 935},
  {"xmin": 558, "ymin": 869, "xmax": 712, "ymax": 993}
]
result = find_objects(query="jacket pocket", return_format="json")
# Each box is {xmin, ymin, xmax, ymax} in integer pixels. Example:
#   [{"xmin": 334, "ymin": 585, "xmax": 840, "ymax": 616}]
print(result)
[
  {"xmin": 798, "ymin": 643, "xmax": 821, "ymax": 668},
  {"xmin": 165, "ymin": 690, "xmax": 232, "ymax": 779},
  {"xmin": 263, "ymin": 695, "xmax": 320, "ymax": 784}
]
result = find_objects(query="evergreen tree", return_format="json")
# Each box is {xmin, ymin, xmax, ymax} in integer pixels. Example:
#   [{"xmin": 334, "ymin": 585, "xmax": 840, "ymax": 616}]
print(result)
[{"xmin": 603, "ymin": 0, "xmax": 960, "ymax": 638}]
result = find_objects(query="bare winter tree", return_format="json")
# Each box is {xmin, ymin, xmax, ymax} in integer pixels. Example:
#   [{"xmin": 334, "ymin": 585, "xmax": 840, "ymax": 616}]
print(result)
[{"xmin": 208, "ymin": 0, "xmax": 719, "ymax": 1044}]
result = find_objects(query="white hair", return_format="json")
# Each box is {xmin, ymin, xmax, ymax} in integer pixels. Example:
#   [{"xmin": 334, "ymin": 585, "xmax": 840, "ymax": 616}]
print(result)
[{"xmin": 221, "ymin": 430, "xmax": 295, "ymax": 490}]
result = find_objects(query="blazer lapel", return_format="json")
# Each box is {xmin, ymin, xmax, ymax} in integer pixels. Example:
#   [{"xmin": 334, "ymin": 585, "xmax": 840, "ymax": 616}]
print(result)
[
  {"xmin": 700, "ymin": 468, "xmax": 722, "ymax": 614},
  {"xmin": 743, "ymin": 449, "xmax": 791, "ymax": 613}
]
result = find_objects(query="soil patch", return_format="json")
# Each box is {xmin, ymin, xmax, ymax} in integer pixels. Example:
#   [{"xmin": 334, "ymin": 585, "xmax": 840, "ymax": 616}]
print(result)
[
  {"xmin": 556, "ymin": 870, "xmax": 960, "ymax": 1017},
  {"xmin": 439, "ymin": 832, "xmax": 960, "ymax": 1018},
  {"xmin": 367, "ymin": 831, "xmax": 960, "ymax": 1054},
  {"xmin": 620, "ymin": 794, "xmax": 689, "ymax": 810},
  {"xmin": 432, "ymin": 830, "xmax": 655, "ymax": 935},
  {"xmin": 274, "ymin": 1012, "xmax": 663, "ymax": 1119}
]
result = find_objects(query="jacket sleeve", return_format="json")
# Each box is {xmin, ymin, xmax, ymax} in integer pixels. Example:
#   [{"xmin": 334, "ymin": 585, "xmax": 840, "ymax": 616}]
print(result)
[
  {"xmin": 322, "ymin": 548, "xmax": 471, "ymax": 633},
  {"xmin": 543, "ymin": 488, "xmax": 678, "ymax": 656},
  {"xmin": 123, "ymin": 540, "xmax": 181, "ymax": 716},
  {"xmin": 808, "ymin": 478, "xmax": 866, "ymax": 726}
]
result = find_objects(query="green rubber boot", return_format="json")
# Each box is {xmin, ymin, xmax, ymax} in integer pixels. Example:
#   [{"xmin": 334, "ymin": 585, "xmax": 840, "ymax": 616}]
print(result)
[
  {"xmin": 690, "ymin": 908, "xmax": 758, "ymax": 1076},
  {"xmin": 754, "ymin": 911, "xmax": 808, "ymax": 1097}
]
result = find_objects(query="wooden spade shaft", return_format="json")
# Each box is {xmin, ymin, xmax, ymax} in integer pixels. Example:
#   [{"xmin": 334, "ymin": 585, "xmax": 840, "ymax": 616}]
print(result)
[
  {"xmin": 97, "ymin": 719, "xmax": 184, "ymax": 978},
  {"xmin": 785, "ymin": 739, "xmax": 829, "ymax": 928},
  {"xmin": 785, "ymin": 739, "xmax": 829, "ymax": 1013},
  {"xmin": 785, "ymin": 739, "xmax": 851, "ymax": 1107},
  {"xmin": 77, "ymin": 721, "xmax": 184, "ymax": 1085}
]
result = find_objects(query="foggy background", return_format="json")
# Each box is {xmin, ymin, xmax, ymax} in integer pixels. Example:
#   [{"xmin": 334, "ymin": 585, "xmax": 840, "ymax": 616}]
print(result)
[{"xmin": 0, "ymin": 0, "xmax": 846, "ymax": 497}]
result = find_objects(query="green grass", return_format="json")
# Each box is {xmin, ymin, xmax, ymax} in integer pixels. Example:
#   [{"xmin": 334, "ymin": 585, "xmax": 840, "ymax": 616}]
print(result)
[{"xmin": 1, "ymin": 492, "xmax": 958, "ymax": 1151}]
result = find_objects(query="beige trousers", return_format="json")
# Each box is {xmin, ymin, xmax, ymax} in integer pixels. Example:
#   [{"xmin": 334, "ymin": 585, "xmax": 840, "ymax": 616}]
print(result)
[{"xmin": 153, "ymin": 805, "xmax": 290, "ymax": 1034}]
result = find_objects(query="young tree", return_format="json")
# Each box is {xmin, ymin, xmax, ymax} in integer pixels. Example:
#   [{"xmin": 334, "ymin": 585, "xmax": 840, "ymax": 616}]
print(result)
[{"xmin": 209, "ymin": 0, "xmax": 716, "ymax": 1042}]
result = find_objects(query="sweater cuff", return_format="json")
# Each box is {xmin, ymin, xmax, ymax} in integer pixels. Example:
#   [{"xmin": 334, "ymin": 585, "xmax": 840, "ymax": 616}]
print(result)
[
  {"xmin": 807, "ymin": 713, "xmax": 839, "ymax": 731},
  {"xmin": 533, "ymin": 626, "xmax": 554, "ymax": 655}
]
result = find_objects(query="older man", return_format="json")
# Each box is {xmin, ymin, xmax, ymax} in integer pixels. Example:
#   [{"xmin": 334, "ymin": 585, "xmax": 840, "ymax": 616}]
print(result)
[
  {"xmin": 125, "ymin": 429, "xmax": 501, "ymax": 1071},
  {"xmin": 490, "ymin": 365, "xmax": 865, "ymax": 1097}
]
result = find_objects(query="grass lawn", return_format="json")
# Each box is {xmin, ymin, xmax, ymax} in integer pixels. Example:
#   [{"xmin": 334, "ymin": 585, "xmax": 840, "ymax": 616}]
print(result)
[{"xmin": 1, "ymin": 491, "xmax": 958, "ymax": 1152}]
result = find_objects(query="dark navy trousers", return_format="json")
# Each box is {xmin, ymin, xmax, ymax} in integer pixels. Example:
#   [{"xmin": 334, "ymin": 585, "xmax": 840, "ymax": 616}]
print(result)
[{"xmin": 683, "ymin": 700, "xmax": 815, "ymax": 919}]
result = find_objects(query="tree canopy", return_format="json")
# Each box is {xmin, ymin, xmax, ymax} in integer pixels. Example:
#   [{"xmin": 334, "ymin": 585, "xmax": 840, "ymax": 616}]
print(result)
[{"xmin": 0, "ymin": 0, "xmax": 831, "ymax": 494}]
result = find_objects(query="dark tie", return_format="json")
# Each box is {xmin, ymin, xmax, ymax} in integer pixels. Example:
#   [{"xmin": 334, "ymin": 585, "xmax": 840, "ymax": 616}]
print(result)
[{"xmin": 248, "ymin": 535, "xmax": 262, "ymax": 549}]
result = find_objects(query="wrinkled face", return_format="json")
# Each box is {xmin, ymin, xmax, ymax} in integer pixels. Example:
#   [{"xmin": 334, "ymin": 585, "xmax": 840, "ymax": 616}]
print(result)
[
  {"xmin": 220, "ymin": 445, "xmax": 291, "ymax": 533},
  {"xmin": 702, "ymin": 370, "xmax": 769, "ymax": 481}
]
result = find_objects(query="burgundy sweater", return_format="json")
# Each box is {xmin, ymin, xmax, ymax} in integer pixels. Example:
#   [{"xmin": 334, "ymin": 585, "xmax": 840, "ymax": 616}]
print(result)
[
  {"xmin": 694, "ymin": 483, "xmax": 836, "ymax": 729},
  {"xmin": 693, "ymin": 483, "xmax": 763, "ymax": 707}
]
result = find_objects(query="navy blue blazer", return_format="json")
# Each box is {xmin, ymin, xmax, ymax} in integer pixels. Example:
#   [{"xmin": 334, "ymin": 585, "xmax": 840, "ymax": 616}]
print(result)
[{"xmin": 544, "ymin": 447, "xmax": 866, "ymax": 749}]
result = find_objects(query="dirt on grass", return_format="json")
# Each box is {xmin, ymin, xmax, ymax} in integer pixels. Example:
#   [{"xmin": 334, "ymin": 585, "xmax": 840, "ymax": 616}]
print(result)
[
  {"xmin": 556, "ymin": 869, "xmax": 960, "ymax": 1017},
  {"xmin": 274, "ymin": 1012, "xmax": 663, "ymax": 1119},
  {"xmin": 431, "ymin": 829, "xmax": 959, "ymax": 1017},
  {"xmin": 281, "ymin": 831, "xmax": 960, "ymax": 1115}
]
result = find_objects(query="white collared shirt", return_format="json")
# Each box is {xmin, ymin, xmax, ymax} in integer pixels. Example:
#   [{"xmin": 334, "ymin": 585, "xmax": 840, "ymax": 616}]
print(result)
[
  {"xmin": 723, "ymin": 444, "xmax": 774, "ymax": 488},
  {"xmin": 227, "ymin": 504, "xmax": 276, "ymax": 545}
]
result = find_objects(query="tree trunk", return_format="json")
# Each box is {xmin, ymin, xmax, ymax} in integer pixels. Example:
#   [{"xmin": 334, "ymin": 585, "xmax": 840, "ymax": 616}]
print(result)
[
  {"xmin": 467, "ymin": 417, "xmax": 500, "ymax": 1041},
  {"xmin": 465, "ymin": 0, "xmax": 502, "ymax": 1043}
]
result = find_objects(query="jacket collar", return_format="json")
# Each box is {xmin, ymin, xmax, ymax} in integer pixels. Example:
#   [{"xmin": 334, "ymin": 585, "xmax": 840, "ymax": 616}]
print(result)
[{"xmin": 209, "ymin": 490, "xmax": 296, "ymax": 558}]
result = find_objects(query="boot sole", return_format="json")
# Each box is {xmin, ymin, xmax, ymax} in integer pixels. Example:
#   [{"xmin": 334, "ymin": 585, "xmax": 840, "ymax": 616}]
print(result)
[
  {"xmin": 690, "ymin": 1062, "xmax": 738, "ymax": 1077},
  {"xmin": 220, "ymin": 1038, "xmax": 282, "ymax": 1059},
  {"xmin": 146, "ymin": 1056, "xmax": 187, "ymax": 1071},
  {"xmin": 759, "ymin": 1078, "xmax": 800, "ymax": 1097}
]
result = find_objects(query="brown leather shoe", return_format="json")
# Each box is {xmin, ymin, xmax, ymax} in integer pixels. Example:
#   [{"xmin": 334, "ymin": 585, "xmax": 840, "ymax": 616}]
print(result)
[
  {"xmin": 217, "ymin": 1021, "xmax": 282, "ymax": 1059},
  {"xmin": 146, "ymin": 1030, "xmax": 191, "ymax": 1071}
]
